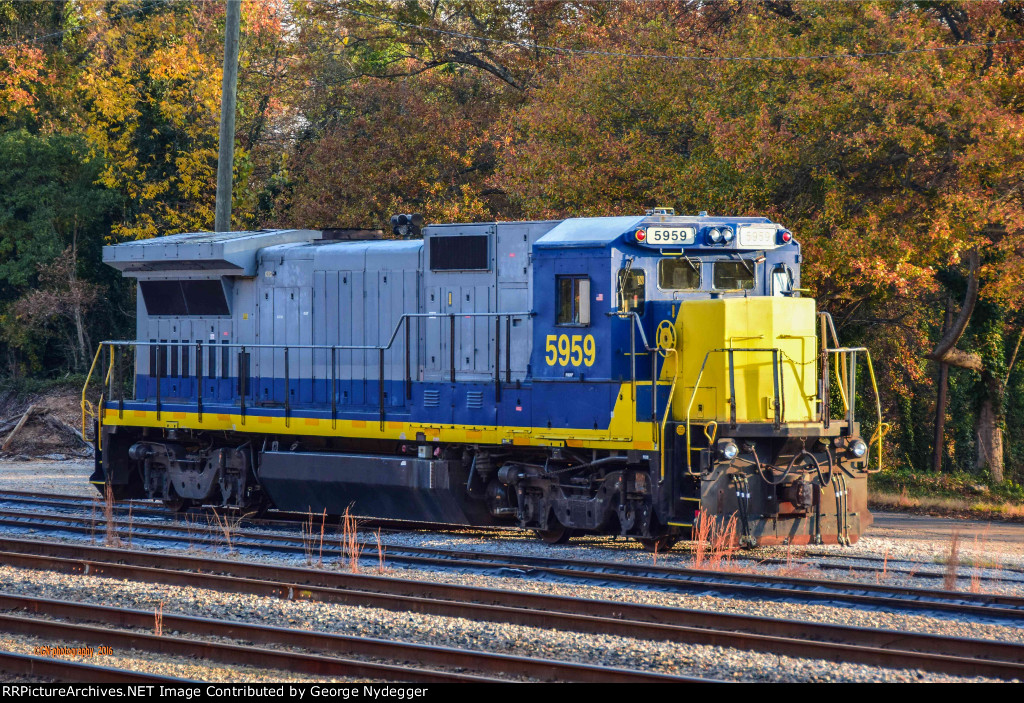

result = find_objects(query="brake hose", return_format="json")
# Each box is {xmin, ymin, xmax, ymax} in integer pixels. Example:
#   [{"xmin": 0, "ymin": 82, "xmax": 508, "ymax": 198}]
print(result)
[
  {"xmin": 753, "ymin": 447, "xmax": 793, "ymax": 486},
  {"xmin": 816, "ymin": 446, "xmax": 834, "ymax": 486}
]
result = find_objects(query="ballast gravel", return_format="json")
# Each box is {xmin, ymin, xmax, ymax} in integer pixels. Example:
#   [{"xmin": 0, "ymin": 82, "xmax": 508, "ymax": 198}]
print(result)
[
  {"xmin": 0, "ymin": 562, "xmax": 1013, "ymax": 683},
  {"xmin": 0, "ymin": 631, "xmax": 362, "ymax": 683},
  {"xmin": 0, "ymin": 459, "xmax": 1022, "ymax": 682}
]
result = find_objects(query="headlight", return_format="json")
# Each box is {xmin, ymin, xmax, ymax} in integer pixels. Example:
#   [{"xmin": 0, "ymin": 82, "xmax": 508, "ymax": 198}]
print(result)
[
  {"xmin": 849, "ymin": 439, "xmax": 867, "ymax": 458},
  {"xmin": 707, "ymin": 228, "xmax": 722, "ymax": 244},
  {"xmin": 721, "ymin": 227, "xmax": 734, "ymax": 243},
  {"xmin": 719, "ymin": 440, "xmax": 739, "ymax": 461}
]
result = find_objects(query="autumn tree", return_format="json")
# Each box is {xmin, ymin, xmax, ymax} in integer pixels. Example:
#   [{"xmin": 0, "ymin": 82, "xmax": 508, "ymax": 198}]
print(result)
[
  {"xmin": 493, "ymin": 1, "xmax": 1024, "ymax": 480},
  {"xmin": 273, "ymin": 0, "xmax": 597, "ymax": 228}
]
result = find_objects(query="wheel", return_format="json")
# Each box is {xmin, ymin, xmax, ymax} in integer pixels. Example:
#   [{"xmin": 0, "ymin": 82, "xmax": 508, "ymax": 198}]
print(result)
[
  {"xmin": 535, "ymin": 526, "xmax": 572, "ymax": 544},
  {"xmin": 637, "ymin": 535, "xmax": 677, "ymax": 553},
  {"xmin": 163, "ymin": 497, "xmax": 194, "ymax": 513}
]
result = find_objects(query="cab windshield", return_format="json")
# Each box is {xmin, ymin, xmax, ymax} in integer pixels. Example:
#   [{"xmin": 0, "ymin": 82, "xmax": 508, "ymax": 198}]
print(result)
[
  {"xmin": 658, "ymin": 259, "xmax": 701, "ymax": 290},
  {"xmin": 713, "ymin": 261, "xmax": 756, "ymax": 290}
]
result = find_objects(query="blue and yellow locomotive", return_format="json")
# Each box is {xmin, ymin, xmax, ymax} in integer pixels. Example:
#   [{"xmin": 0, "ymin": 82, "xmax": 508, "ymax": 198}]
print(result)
[{"xmin": 84, "ymin": 210, "xmax": 885, "ymax": 548}]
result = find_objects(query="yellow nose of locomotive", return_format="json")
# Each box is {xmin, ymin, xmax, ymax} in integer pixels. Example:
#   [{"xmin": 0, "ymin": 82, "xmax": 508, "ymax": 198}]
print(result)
[{"xmin": 663, "ymin": 297, "xmax": 818, "ymax": 425}]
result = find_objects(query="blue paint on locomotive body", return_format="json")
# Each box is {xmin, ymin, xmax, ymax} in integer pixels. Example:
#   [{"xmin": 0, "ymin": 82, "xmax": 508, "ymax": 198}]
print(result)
[{"xmin": 104, "ymin": 214, "xmax": 802, "ymax": 435}]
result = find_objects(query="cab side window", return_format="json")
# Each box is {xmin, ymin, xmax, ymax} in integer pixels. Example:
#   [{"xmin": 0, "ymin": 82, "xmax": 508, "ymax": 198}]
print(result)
[
  {"xmin": 617, "ymin": 269, "xmax": 645, "ymax": 315},
  {"xmin": 772, "ymin": 264, "xmax": 793, "ymax": 296},
  {"xmin": 556, "ymin": 275, "xmax": 591, "ymax": 325}
]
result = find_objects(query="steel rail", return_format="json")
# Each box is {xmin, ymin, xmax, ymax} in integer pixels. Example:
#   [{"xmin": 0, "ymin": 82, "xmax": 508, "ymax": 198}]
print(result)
[
  {"xmin": 0, "ymin": 649, "xmax": 198, "ymax": 683},
  {"xmin": 1, "ymin": 510, "xmax": 1023, "ymax": 619},
  {"xmin": 0, "ymin": 491, "xmax": 508, "ymax": 535},
  {"xmin": 2, "ymin": 490, "xmax": 1023, "ymax": 581},
  {"xmin": 0, "ymin": 611, "xmax": 496, "ymax": 683},
  {"xmin": 0, "ymin": 496, "xmax": 1017, "ymax": 588},
  {"xmin": 0, "ymin": 593, "xmax": 698, "ymax": 684},
  {"xmin": 1, "ymin": 539, "xmax": 1023, "ymax": 679}
]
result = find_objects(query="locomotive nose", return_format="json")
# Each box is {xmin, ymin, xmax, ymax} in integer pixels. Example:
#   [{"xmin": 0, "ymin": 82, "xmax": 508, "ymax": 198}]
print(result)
[{"xmin": 666, "ymin": 296, "xmax": 818, "ymax": 425}]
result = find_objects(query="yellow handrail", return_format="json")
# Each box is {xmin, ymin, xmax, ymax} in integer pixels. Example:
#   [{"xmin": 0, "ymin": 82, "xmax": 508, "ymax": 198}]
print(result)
[
  {"xmin": 684, "ymin": 352, "xmax": 711, "ymax": 475},
  {"xmin": 822, "ymin": 313, "xmax": 849, "ymax": 413},
  {"xmin": 824, "ymin": 346, "xmax": 889, "ymax": 473},
  {"xmin": 657, "ymin": 347, "xmax": 679, "ymax": 483},
  {"xmin": 684, "ymin": 348, "xmax": 785, "ymax": 475},
  {"xmin": 863, "ymin": 350, "xmax": 889, "ymax": 473},
  {"xmin": 80, "ymin": 343, "xmax": 105, "ymax": 440},
  {"xmin": 81, "ymin": 343, "xmax": 116, "ymax": 451}
]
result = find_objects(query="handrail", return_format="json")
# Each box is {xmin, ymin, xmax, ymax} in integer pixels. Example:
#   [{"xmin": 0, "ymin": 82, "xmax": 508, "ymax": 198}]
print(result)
[
  {"xmin": 821, "ymin": 345, "xmax": 888, "ymax": 472},
  {"xmin": 96, "ymin": 310, "xmax": 533, "ymax": 353},
  {"xmin": 684, "ymin": 348, "xmax": 784, "ymax": 476},
  {"xmin": 81, "ymin": 343, "xmax": 105, "ymax": 440},
  {"xmin": 608, "ymin": 310, "xmax": 654, "ymax": 404},
  {"xmin": 83, "ymin": 310, "xmax": 534, "ymax": 435},
  {"xmin": 80, "ymin": 343, "xmax": 118, "ymax": 449},
  {"xmin": 657, "ymin": 348, "xmax": 680, "ymax": 483},
  {"xmin": 829, "ymin": 347, "xmax": 888, "ymax": 473},
  {"xmin": 821, "ymin": 313, "xmax": 850, "ymax": 412}
]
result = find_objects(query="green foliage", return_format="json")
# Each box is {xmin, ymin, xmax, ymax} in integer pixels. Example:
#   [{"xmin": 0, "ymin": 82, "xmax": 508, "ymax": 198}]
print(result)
[
  {"xmin": 4, "ymin": 0, "xmax": 1024, "ymax": 491},
  {"xmin": 0, "ymin": 373, "xmax": 89, "ymax": 399},
  {"xmin": 0, "ymin": 130, "xmax": 118, "ymax": 297},
  {"xmin": 871, "ymin": 467, "xmax": 1024, "ymax": 505}
]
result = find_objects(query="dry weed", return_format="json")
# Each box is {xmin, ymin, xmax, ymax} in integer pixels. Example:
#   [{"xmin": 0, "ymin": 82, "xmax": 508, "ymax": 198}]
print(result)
[
  {"xmin": 103, "ymin": 482, "xmax": 122, "ymax": 548},
  {"xmin": 154, "ymin": 601, "xmax": 163, "ymax": 636},
  {"xmin": 374, "ymin": 528, "xmax": 388, "ymax": 574},
  {"xmin": 691, "ymin": 509, "xmax": 738, "ymax": 571},
  {"xmin": 301, "ymin": 511, "xmax": 315, "ymax": 567},
  {"xmin": 341, "ymin": 506, "xmax": 361, "ymax": 573},
  {"xmin": 875, "ymin": 549, "xmax": 890, "ymax": 584},
  {"xmin": 944, "ymin": 530, "xmax": 960, "ymax": 591},
  {"xmin": 209, "ymin": 509, "xmax": 247, "ymax": 554}
]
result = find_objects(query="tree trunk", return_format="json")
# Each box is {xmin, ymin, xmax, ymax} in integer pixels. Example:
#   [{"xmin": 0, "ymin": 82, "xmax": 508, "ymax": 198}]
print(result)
[
  {"xmin": 73, "ymin": 304, "xmax": 87, "ymax": 372},
  {"xmin": 70, "ymin": 222, "xmax": 87, "ymax": 372},
  {"xmin": 976, "ymin": 395, "xmax": 1005, "ymax": 482}
]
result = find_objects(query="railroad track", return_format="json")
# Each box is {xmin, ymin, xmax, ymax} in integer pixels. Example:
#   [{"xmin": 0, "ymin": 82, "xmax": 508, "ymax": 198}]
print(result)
[
  {"xmin": 0, "ymin": 593, "xmax": 694, "ymax": 683},
  {"xmin": 1, "ymin": 489, "xmax": 1020, "ymax": 589},
  {"xmin": 1, "ymin": 536, "xmax": 1022, "ymax": 680},
  {"xmin": 0, "ymin": 650, "xmax": 198, "ymax": 683},
  {"xmin": 1, "ymin": 507, "xmax": 1023, "ymax": 621},
  {"xmin": 0, "ymin": 490, "xmax": 504, "ymax": 536}
]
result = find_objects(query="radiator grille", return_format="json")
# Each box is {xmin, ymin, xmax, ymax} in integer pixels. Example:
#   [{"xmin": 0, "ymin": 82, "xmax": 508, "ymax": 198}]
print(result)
[{"xmin": 429, "ymin": 235, "xmax": 488, "ymax": 271}]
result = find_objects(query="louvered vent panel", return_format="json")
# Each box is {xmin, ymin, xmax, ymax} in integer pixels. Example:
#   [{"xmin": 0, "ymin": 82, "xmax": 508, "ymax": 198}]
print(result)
[
  {"xmin": 423, "ymin": 389, "xmax": 440, "ymax": 408},
  {"xmin": 467, "ymin": 391, "xmax": 483, "ymax": 409}
]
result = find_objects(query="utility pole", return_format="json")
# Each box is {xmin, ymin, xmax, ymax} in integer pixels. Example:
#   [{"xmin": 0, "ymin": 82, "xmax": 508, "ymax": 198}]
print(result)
[
  {"xmin": 215, "ymin": 0, "xmax": 241, "ymax": 232},
  {"xmin": 932, "ymin": 299, "xmax": 953, "ymax": 473}
]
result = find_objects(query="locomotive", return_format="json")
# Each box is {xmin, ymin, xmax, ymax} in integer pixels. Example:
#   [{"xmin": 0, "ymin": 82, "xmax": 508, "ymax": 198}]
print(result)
[{"xmin": 84, "ymin": 210, "xmax": 885, "ymax": 548}]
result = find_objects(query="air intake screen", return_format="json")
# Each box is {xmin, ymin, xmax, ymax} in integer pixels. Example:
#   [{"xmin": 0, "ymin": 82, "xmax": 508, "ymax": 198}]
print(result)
[
  {"xmin": 140, "ymin": 279, "xmax": 230, "ymax": 316},
  {"xmin": 430, "ymin": 235, "xmax": 489, "ymax": 271}
]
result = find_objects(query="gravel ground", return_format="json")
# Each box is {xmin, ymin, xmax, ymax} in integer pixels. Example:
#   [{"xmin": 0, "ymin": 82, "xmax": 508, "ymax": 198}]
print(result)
[
  {"xmin": 0, "ymin": 457, "xmax": 1022, "ymax": 682},
  {"xmin": 0, "ymin": 631, "xmax": 362, "ymax": 683},
  {"xmin": 363, "ymin": 529, "xmax": 1024, "ymax": 592},
  {"xmin": 4, "ymin": 458, "xmax": 1019, "ymax": 581},
  {"xmin": 0, "ymin": 459, "xmax": 95, "ymax": 498},
  {"xmin": 0, "ymin": 563, "xmax": 1009, "ymax": 683}
]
